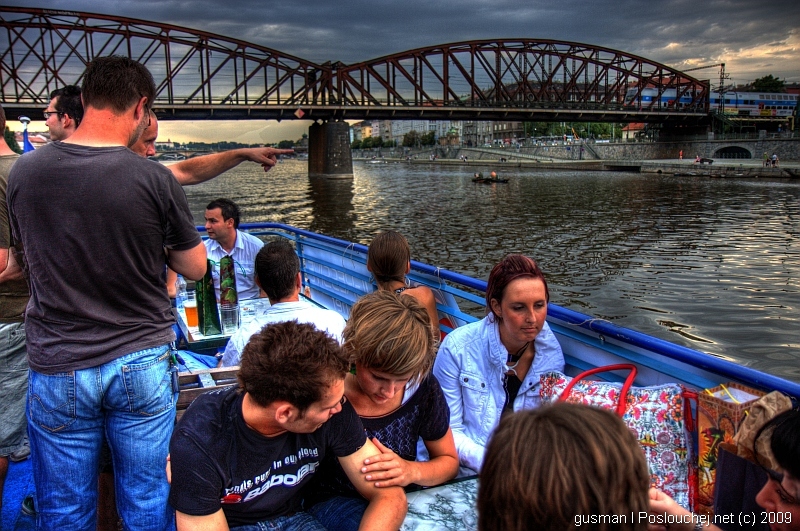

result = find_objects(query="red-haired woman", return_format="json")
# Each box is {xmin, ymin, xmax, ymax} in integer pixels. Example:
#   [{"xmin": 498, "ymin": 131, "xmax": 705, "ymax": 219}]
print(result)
[{"xmin": 432, "ymin": 254, "xmax": 564, "ymax": 473}]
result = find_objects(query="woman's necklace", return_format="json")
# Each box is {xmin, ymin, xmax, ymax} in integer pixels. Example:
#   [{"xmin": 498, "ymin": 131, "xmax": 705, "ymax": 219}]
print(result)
[{"xmin": 506, "ymin": 341, "xmax": 530, "ymax": 377}]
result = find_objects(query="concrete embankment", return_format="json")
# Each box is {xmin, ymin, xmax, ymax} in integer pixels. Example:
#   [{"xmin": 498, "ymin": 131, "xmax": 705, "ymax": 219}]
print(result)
[{"xmin": 354, "ymin": 156, "xmax": 800, "ymax": 178}]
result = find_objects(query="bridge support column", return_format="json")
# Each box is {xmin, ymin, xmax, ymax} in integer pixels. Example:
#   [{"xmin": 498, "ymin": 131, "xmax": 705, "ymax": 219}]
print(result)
[{"xmin": 308, "ymin": 121, "xmax": 353, "ymax": 178}]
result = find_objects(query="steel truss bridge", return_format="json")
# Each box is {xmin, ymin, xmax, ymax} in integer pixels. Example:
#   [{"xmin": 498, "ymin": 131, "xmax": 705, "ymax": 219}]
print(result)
[{"xmin": 1, "ymin": 6, "xmax": 711, "ymax": 124}]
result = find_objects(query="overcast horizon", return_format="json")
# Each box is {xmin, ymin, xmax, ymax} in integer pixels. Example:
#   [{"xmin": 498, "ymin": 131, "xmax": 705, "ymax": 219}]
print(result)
[{"xmin": 7, "ymin": 0, "xmax": 799, "ymax": 143}]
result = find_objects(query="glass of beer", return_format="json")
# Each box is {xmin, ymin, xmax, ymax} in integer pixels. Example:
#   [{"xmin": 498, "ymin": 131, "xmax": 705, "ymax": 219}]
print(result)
[{"xmin": 184, "ymin": 291, "xmax": 198, "ymax": 328}]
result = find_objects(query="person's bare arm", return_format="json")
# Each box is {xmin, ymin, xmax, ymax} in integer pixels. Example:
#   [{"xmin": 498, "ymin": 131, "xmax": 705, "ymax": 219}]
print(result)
[
  {"xmin": 170, "ymin": 148, "xmax": 294, "ymax": 186},
  {"xmin": 176, "ymin": 509, "xmax": 229, "ymax": 531},
  {"xmin": 167, "ymin": 242, "xmax": 207, "ymax": 281},
  {"xmin": 338, "ymin": 438, "xmax": 407, "ymax": 531},
  {"xmin": 0, "ymin": 246, "xmax": 24, "ymax": 283},
  {"xmin": 362, "ymin": 430, "xmax": 458, "ymax": 488}
]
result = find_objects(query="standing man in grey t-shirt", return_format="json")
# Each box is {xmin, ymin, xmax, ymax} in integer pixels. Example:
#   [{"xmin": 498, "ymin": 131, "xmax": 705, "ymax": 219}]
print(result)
[{"xmin": 7, "ymin": 56, "xmax": 207, "ymax": 531}]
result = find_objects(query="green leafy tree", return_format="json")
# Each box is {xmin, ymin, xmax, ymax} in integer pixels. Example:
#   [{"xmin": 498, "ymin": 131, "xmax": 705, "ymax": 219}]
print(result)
[
  {"xmin": 402, "ymin": 130, "xmax": 420, "ymax": 147},
  {"xmin": 752, "ymin": 75, "xmax": 785, "ymax": 93},
  {"xmin": 351, "ymin": 139, "xmax": 362, "ymax": 149},
  {"xmin": 361, "ymin": 136, "xmax": 374, "ymax": 149},
  {"xmin": 372, "ymin": 136, "xmax": 384, "ymax": 148},
  {"xmin": 420, "ymin": 131, "xmax": 436, "ymax": 146},
  {"xmin": 4, "ymin": 127, "xmax": 21, "ymax": 154},
  {"xmin": 277, "ymin": 139, "xmax": 295, "ymax": 149}
]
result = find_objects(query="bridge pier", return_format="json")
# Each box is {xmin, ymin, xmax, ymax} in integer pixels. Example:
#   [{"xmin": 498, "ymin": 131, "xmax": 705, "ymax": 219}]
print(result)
[{"xmin": 308, "ymin": 121, "xmax": 353, "ymax": 178}]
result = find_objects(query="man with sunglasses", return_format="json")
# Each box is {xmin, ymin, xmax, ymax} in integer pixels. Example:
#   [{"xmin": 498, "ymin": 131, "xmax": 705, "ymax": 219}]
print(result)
[
  {"xmin": 43, "ymin": 85, "xmax": 83, "ymax": 141},
  {"xmin": 169, "ymin": 320, "xmax": 406, "ymax": 531}
]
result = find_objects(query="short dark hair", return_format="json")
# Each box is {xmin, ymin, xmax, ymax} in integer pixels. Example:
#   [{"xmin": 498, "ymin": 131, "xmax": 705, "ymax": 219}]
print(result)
[
  {"xmin": 206, "ymin": 198, "xmax": 241, "ymax": 229},
  {"xmin": 0, "ymin": 104, "xmax": 6, "ymax": 132},
  {"xmin": 478, "ymin": 404, "xmax": 650, "ymax": 531},
  {"xmin": 755, "ymin": 408, "xmax": 800, "ymax": 479},
  {"xmin": 81, "ymin": 56, "xmax": 155, "ymax": 114},
  {"xmin": 238, "ymin": 321, "xmax": 349, "ymax": 412},
  {"xmin": 50, "ymin": 85, "xmax": 84, "ymax": 126},
  {"xmin": 255, "ymin": 240, "xmax": 300, "ymax": 301},
  {"xmin": 485, "ymin": 254, "xmax": 549, "ymax": 316}
]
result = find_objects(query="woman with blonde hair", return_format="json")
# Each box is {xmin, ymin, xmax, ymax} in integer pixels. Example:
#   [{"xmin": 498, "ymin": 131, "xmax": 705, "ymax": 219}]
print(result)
[
  {"xmin": 307, "ymin": 290, "xmax": 458, "ymax": 531},
  {"xmin": 367, "ymin": 230, "xmax": 440, "ymax": 339},
  {"xmin": 479, "ymin": 403, "xmax": 651, "ymax": 531}
]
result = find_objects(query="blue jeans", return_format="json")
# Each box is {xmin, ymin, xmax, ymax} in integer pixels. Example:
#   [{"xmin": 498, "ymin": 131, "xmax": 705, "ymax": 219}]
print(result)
[
  {"xmin": 308, "ymin": 496, "xmax": 368, "ymax": 531},
  {"xmin": 231, "ymin": 511, "xmax": 327, "ymax": 531},
  {"xmin": 0, "ymin": 321, "xmax": 28, "ymax": 456},
  {"xmin": 27, "ymin": 344, "xmax": 177, "ymax": 531}
]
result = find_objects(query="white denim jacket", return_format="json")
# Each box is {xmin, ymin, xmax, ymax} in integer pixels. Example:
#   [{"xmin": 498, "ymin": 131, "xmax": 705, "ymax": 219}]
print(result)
[{"xmin": 432, "ymin": 314, "xmax": 564, "ymax": 472}]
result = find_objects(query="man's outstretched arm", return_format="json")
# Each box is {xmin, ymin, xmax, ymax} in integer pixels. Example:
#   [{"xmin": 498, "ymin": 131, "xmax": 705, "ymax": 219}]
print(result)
[{"xmin": 170, "ymin": 148, "xmax": 294, "ymax": 186}]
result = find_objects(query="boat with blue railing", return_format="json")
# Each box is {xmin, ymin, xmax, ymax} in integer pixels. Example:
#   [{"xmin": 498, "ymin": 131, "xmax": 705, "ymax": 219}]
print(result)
[{"xmin": 206, "ymin": 222, "xmax": 799, "ymax": 400}]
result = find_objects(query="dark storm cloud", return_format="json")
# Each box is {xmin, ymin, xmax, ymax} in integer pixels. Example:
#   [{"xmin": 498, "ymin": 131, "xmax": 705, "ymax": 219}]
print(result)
[{"xmin": 12, "ymin": 0, "xmax": 800, "ymax": 81}]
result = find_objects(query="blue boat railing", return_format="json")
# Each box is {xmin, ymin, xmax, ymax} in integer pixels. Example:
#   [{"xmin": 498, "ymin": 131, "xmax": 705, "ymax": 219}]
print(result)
[{"xmin": 203, "ymin": 222, "xmax": 800, "ymax": 399}]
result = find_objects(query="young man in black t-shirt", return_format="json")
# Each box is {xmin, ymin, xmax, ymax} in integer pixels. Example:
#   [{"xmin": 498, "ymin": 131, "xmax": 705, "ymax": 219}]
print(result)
[{"xmin": 169, "ymin": 321, "xmax": 407, "ymax": 530}]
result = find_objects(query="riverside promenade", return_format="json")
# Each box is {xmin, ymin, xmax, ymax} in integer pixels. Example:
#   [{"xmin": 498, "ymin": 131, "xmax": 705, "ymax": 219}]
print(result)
[{"xmin": 355, "ymin": 154, "xmax": 800, "ymax": 178}]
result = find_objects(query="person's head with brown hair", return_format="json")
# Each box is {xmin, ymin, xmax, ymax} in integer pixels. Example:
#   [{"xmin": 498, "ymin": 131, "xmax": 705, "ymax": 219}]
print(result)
[
  {"xmin": 238, "ymin": 320, "xmax": 349, "ymax": 414},
  {"xmin": 367, "ymin": 230, "xmax": 411, "ymax": 287},
  {"xmin": 81, "ymin": 56, "xmax": 155, "ymax": 115},
  {"xmin": 485, "ymin": 254, "xmax": 549, "ymax": 317},
  {"xmin": 344, "ymin": 290, "xmax": 435, "ymax": 393},
  {"xmin": 478, "ymin": 403, "xmax": 650, "ymax": 531}
]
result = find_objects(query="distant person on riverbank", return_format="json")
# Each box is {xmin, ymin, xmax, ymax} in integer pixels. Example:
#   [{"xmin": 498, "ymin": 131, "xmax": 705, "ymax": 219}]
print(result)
[
  {"xmin": 219, "ymin": 239, "xmax": 345, "ymax": 367},
  {"xmin": 367, "ymin": 230, "xmax": 440, "ymax": 340},
  {"xmin": 763, "ymin": 152, "xmax": 770, "ymax": 167},
  {"xmin": 433, "ymin": 254, "xmax": 564, "ymax": 472},
  {"xmin": 0, "ymin": 104, "xmax": 29, "ymax": 511},
  {"xmin": 204, "ymin": 198, "xmax": 264, "ymax": 301},
  {"xmin": 8, "ymin": 55, "xmax": 207, "ymax": 530},
  {"xmin": 169, "ymin": 321, "xmax": 407, "ymax": 531},
  {"xmin": 772, "ymin": 153, "xmax": 779, "ymax": 167},
  {"xmin": 43, "ymin": 85, "xmax": 83, "ymax": 140},
  {"xmin": 679, "ymin": 150, "xmax": 683, "ymax": 160}
]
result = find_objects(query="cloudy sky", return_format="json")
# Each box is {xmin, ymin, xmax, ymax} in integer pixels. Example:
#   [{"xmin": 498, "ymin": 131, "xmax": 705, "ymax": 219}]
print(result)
[{"xmin": 11, "ymin": 0, "xmax": 800, "ymax": 143}]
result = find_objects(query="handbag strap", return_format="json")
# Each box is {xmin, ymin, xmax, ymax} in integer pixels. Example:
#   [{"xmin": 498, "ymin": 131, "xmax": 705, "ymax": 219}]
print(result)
[{"xmin": 558, "ymin": 363, "xmax": 638, "ymax": 417}]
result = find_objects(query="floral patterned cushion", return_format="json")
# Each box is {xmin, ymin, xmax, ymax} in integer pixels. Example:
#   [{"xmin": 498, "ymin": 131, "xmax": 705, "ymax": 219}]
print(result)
[{"xmin": 540, "ymin": 371, "xmax": 693, "ymax": 510}]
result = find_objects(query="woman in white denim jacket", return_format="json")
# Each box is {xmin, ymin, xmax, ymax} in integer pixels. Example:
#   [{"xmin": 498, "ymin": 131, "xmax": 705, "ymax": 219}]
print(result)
[{"xmin": 433, "ymin": 254, "xmax": 564, "ymax": 472}]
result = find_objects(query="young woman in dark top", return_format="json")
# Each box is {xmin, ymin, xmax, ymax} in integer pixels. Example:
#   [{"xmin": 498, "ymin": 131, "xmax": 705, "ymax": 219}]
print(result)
[{"xmin": 308, "ymin": 290, "xmax": 458, "ymax": 531}]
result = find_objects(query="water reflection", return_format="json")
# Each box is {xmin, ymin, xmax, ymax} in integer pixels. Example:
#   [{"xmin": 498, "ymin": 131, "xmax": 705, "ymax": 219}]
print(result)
[
  {"xmin": 307, "ymin": 176, "xmax": 355, "ymax": 237},
  {"xmin": 183, "ymin": 159, "xmax": 800, "ymax": 382}
]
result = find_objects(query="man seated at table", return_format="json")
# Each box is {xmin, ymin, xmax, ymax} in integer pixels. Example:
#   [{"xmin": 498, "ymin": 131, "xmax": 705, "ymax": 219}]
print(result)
[
  {"xmin": 219, "ymin": 239, "xmax": 346, "ymax": 367},
  {"xmin": 204, "ymin": 198, "xmax": 264, "ymax": 300},
  {"xmin": 169, "ymin": 321, "xmax": 407, "ymax": 531}
]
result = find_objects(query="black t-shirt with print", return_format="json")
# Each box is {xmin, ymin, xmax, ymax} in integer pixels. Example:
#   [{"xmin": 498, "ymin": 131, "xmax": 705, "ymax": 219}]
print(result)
[{"xmin": 169, "ymin": 387, "xmax": 366, "ymax": 527}]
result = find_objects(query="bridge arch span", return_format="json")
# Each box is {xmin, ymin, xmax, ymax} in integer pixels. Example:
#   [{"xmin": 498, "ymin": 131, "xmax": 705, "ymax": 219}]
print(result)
[{"xmin": 1, "ymin": 7, "xmax": 709, "ymax": 123}]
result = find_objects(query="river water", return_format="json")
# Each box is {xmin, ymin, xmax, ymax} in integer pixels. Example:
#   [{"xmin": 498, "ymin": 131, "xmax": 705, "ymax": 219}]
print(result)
[{"xmin": 182, "ymin": 159, "xmax": 800, "ymax": 383}]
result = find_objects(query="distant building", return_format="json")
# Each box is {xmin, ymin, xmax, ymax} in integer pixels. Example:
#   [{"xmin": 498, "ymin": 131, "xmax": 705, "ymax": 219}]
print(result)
[
  {"xmin": 14, "ymin": 131, "xmax": 49, "ymax": 148},
  {"xmin": 621, "ymin": 123, "xmax": 646, "ymax": 141}
]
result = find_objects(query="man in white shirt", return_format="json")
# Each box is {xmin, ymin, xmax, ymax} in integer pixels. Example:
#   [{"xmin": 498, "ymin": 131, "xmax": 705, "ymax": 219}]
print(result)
[
  {"xmin": 220, "ymin": 239, "xmax": 346, "ymax": 367},
  {"xmin": 203, "ymin": 198, "xmax": 264, "ymax": 300}
]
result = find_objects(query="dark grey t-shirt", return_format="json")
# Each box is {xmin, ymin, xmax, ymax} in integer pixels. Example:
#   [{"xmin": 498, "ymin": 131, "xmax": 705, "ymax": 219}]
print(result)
[{"xmin": 7, "ymin": 142, "xmax": 202, "ymax": 373}]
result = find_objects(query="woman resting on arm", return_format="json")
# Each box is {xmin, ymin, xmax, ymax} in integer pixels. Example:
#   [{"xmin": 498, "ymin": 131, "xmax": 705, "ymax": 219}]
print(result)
[
  {"xmin": 432, "ymin": 254, "xmax": 564, "ymax": 473},
  {"xmin": 307, "ymin": 290, "xmax": 459, "ymax": 531},
  {"xmin": 368, "ymin": 230, "xmax": 441, "ymax": 340}
]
